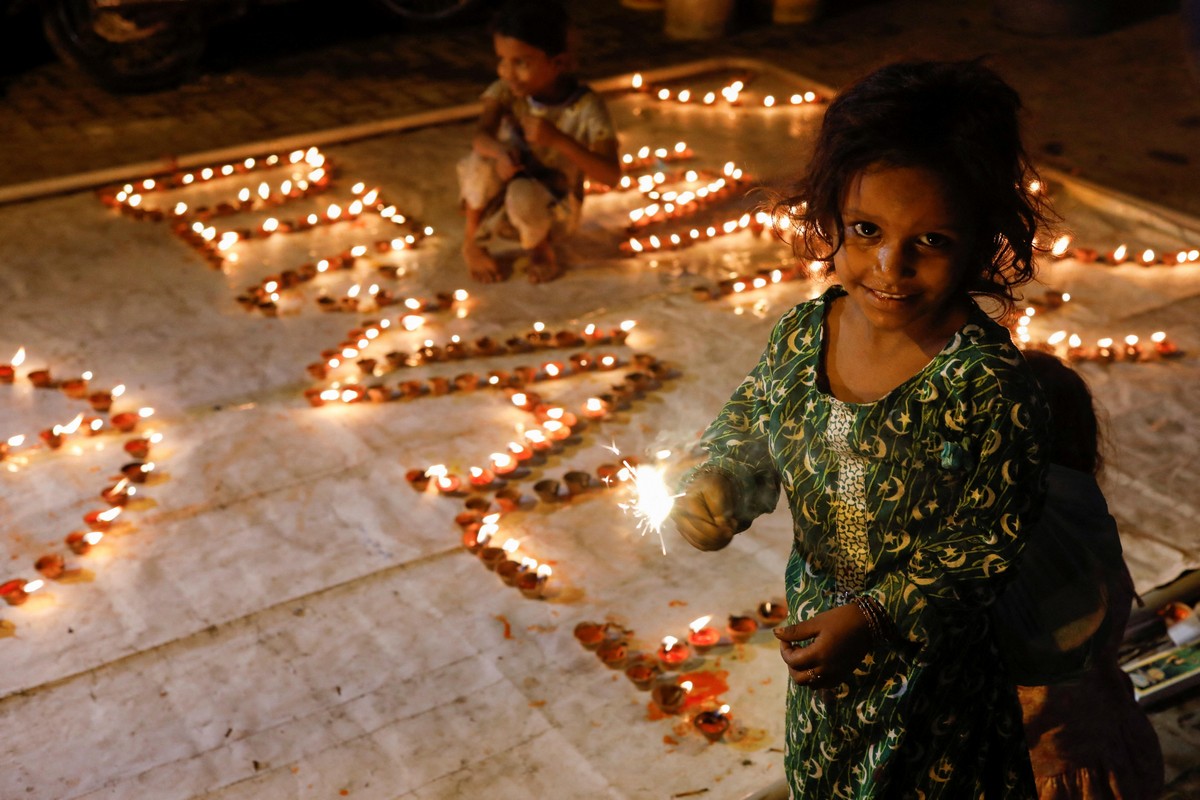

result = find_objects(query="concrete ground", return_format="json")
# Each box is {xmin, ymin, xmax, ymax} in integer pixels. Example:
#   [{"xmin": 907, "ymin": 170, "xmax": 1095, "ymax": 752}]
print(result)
[{"xmin": 2, "ymin": 0, "xmax": 1198, "ymax": 796}]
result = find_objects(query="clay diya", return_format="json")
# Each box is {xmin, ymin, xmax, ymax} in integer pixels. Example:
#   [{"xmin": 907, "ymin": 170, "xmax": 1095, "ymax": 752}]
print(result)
[
  {"xmin": 66, "ymin": 530, "xmax": 103, "ymax": 555},
  {"xmin": 563, "ymin": 470, "xmax": 592, "ymax": 496},
  {"xmin": 468, "ymin": 466, "xmax": 496, "ymax": 490},
  {"xmin": 727, "ymin": 615, "xmax": 759, "ymax": 644},
  {"xmin": 757, "ymin": 600, "xmax": 788, "ymax": 626},
  {"xmin": 693, "ymin": 706, "xmax": 731, "ymax": 742},
  {"xmin": 687, "ymin": 616, "xmax": 722, "ymax": 653},
  {"xmin": 596, "ymin": 640, "xmax": 628, "ymax": 670},
  {"xmin": 657, "ymin": 636, "xmax": 691, "ymax": 668},
  {"xmin": 110, "ymin": 412, "xmax": 140, "ymax": 433},
  {"xmin": 651, "ymin": 680, "xmax": 690, "ymax": 715},
  {"xmin": 83, "ymin": 508, "xmax": 121, "ymax": 530},
  {"xmin": 496, "ymin": 559, "xmax": 523, "ymax": 586},
  {"xmin": 60, "ymin": 378, "xmax": 88, "ymax": 399},
  {"xmin": 35, "ymin": 554, "xmax": 66, "ymax": 580},
  {"xmin": 493, "ymin": 487, "xmax": 523, "ymax": 512},
  {"xmin": 573, "ymin": 621, "xmax": 608, "ymax": 650},
  {"xmin": 479, "ymin": 546, "xmax": 508, "ymax": 571},
  {"xmin": 516, "ymin": 565, "xmax": 552, "ymax": 599},
  {"xmin": 405, "ymin": 468, "xmax": 430, "ymax": 492},
  {"xmin": 121, "ymin": 462, "xmax": 154, "ymax": 484},
  {"xmin": 0, "ymin": 579, "xmax": 38, "ymax": 606},
  {"xmin": 624, "ymin": 657, "xmax": 660, "ymax": 690},
  {"xmin": 533, "ymin": 478, "xmax": 563, "ymax": 504}
]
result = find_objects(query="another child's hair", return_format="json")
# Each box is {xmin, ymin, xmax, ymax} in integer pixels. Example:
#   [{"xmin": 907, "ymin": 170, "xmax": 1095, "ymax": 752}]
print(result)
[
  {"xmin": 1022, "ymin": 350, "xmax": 1103, "ymax": 475},
  {"xmin": 490, "ymin": 0, "xmax": 570, "ymax": 56},
  {"xmin": 777, "ymin": 59, "xmax": 1051, "ymax": 313}
]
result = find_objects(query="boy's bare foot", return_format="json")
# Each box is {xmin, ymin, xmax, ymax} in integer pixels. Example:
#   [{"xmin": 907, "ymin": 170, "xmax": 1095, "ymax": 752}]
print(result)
[
  {"xmin": 464, "ymin": 240, "xmax": 504, "ymax": 283},
  {"xmin": 526, "ymin": 242, "xmax": 562, "ymax": 284}
]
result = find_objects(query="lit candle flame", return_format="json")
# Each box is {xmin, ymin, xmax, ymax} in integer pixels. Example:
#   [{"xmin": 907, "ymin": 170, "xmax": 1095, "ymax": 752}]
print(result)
[
  {"xmin": 1051, "ymin": 235, "xmax": 1071, "ymax": 257},
  {"xmin": 502, "ymin": 538, "xmax": 520, "ymax": 555},
  {"xmin": 84, "ymin": 531, "xmax": 104, "ymax": 546},
  {"xmin": 11, "ymin": 347, "xmax": 26, "ymax": 367},
  {"xmin": 99, "ymin": 507, "xmax": 122, "ymax": 522},
  {"xmin": 537, "ymin": 564, "xmax": 552, "ymax": 579},
  {"xmin": 681, "ymin": 681, "xmax": 693, "ymax": 692},
  {"xmin": 23, "ymin": 579, "xmax": 44, "ymax": 594},
  {"xmin": 662, "ymin": 635, "xmax": 680, "ymax": 651},
  {"xmin": 689, "ymin": 615, "xmax": 713, "ymax": 632}
]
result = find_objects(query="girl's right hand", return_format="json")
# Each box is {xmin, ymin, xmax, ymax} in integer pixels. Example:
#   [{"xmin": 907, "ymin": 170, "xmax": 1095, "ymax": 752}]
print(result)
[{"xmin": 671, "ymin": 471, "xmax": 738, "ymax": 551}]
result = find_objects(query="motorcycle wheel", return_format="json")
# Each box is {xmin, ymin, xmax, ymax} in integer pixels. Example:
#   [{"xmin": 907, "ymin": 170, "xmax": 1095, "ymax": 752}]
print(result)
[
  {"xmin": 42, "ymin": 0, "xmax": 206, "ymax": 93},
  {"xmin": 371, "ymin": 0, "xmax": 485, "ymax": 22}
]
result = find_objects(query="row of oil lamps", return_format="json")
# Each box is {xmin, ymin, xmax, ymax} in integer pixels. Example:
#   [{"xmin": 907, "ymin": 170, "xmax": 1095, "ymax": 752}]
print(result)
[
  {"xmin": 0, "ymin": 353, "xmax": 163, "ymax": 618},
  {"xmin": 307, "ymin": 318, "xmax": 635, "ymax": 384},
  {"xmin": 629, "ymin": 72, "xmax": 825, "ymax": 110}
]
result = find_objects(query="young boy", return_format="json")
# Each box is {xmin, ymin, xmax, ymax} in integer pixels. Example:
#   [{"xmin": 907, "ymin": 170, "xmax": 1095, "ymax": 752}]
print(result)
[{"xmin": 457, "ymin": 1, "xmax": 621, "ymax": 284}]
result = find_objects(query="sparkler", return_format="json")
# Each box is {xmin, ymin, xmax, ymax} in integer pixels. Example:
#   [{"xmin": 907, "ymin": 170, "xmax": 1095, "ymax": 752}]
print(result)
[{"xmin": 608, "ymin": 442, "xmax": 682, "ymax": 555}]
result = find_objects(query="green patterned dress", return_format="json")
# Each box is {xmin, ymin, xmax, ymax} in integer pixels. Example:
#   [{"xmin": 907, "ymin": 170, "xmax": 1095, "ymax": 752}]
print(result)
[{"xmin": 702, "ymin": 287, "xmax": 1048, "ymax": 798}]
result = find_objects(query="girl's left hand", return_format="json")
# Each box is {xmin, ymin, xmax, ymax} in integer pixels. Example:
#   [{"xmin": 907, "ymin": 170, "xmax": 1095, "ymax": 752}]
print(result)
[{"xmin": 773, "ymin": 603, "xmax": 873, "ymax": 689}]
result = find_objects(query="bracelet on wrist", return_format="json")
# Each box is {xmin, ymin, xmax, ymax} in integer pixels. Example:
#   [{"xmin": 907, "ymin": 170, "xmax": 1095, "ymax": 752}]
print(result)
[{"xmin": 851, "ymin": 595, "xmax": 889, "ymax": 643}]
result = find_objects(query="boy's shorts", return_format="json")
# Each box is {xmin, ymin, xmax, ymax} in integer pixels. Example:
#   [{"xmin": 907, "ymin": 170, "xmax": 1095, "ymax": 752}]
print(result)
[{"xmin": 457, "ymin": 151, "xmax": 579, "ymax": 250}]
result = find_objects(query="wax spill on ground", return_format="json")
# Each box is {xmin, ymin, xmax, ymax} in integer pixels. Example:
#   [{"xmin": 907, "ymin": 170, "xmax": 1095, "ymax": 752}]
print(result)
[{"xmin": 681, "ymin": 670, "xmax": 729, "ymax": 707}]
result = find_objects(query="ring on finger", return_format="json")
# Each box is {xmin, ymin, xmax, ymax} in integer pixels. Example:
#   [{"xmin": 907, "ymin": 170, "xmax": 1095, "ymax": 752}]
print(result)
[{"xmin": 806, "ymin": 668, "xmax": 819, "ymax": 682}]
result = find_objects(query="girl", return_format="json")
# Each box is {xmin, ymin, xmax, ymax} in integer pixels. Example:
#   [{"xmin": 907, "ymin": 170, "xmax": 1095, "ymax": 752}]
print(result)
[
  {"xmin": 1005, "ymin": 351, "xmax": 1164, "ymax": 800},
  {"xmin": 672, "ymin": 60, "xmax": 1052, "ymax": 797}
]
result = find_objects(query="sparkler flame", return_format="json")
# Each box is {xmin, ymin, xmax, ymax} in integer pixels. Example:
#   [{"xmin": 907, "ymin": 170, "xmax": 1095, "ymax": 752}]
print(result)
[{"xmin": 611, "ymin": 443, "xmax": 682, "ymax": 555}]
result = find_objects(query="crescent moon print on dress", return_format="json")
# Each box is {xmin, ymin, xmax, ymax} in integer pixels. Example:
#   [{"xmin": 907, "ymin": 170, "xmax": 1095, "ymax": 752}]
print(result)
[{"xmin": 700, "ymin": 286, "xmax": 1048, "ymax": 797}]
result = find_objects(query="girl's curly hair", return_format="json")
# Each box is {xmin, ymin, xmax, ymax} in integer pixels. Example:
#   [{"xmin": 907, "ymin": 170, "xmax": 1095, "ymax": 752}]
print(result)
[{"xmin": 775, "ymin": 59, "xmax": 1053, "ymax": 314}]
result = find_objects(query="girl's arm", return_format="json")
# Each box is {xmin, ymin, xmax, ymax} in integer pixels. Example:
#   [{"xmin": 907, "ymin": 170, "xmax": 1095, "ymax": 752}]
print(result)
[{"xmin": 677, "ymin": 309, "xmax": 794, "ymax": 540}]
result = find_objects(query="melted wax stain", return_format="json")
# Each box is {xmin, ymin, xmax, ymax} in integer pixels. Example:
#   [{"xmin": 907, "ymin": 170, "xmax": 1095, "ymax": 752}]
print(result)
[{"xmin": 645, "ymin": 669, "xmax": 730, "ymax": 721}]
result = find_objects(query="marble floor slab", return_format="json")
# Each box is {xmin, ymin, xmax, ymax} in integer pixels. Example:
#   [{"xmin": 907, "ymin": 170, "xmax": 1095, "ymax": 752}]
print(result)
[{"xmin": 1, "ymin": 64, "xmax": 1197, "ymax": 798}]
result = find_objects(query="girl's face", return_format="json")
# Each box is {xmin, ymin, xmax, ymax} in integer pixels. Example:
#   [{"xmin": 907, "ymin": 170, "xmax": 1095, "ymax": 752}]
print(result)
[
  {"xmin": 832, "ymin": 164, "xmax": 972, "ymax": 342},
  {"xmin": 493, "ymin": 34, "xmax": 567, "ymax": 102}
]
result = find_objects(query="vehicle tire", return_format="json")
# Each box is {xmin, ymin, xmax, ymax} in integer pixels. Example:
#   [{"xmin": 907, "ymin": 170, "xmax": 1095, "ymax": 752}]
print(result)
[
  {"xmin": 42, "ymin": 0, "xmax": 206, "ymax": 93},
  {"xmin": 370, "ymin": 0, "xmax": 486, "ymax": 23}
]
